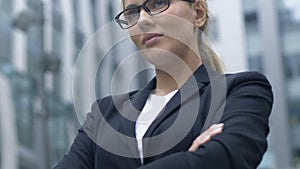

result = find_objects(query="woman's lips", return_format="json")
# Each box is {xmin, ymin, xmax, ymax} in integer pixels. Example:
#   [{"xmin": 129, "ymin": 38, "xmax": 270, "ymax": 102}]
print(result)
[{"xmin": 143, "ymin": 33, "xmax": 163, "ymax": 46}]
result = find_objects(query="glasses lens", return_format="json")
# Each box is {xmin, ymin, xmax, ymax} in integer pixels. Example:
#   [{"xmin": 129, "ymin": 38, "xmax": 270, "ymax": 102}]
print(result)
[
  {"xmin": 116, "ymin": 0, "xmax": 170, "ymax": 29},
  {"xmin": 146, "ymin": 0, "xmax": 169, "ymax": 14},
  {"xmin": 118, "ymin": 9, "xmax": 140, "ymax": 28}
]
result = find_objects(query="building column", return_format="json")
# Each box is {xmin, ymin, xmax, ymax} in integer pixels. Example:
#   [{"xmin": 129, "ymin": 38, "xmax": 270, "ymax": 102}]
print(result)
[
  {"xmin": 12, "ymin": 0, "xmax": 27, "ymax": 73},
  {"xmin": 210, "ymin": 0, "xmax": 248, "ymax": 73},
  {"xmin": 257, "ymin": 0, "xmax": 293, "ymax": 168},
  {"xmin": 76, "ymin": 0, "xmax": 97, "ymax": 115},
  {"xmin": 0, "ymin": 74, "xmax": 18, "ymax": 169},
  {"xmin": 60, "ymin": 0, "xmax": 74, "ymax": 103}
]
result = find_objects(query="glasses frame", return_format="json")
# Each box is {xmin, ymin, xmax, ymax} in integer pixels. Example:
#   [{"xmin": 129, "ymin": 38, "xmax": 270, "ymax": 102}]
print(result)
[{"xmin": 115, "ymin": 0, "xmax": 195, "ymax": 29}]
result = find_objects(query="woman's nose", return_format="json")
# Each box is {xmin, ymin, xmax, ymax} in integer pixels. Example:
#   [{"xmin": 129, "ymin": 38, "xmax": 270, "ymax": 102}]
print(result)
[{"xmin": 137, "ymin": 9, "xmax": 155, "ymax": 30}]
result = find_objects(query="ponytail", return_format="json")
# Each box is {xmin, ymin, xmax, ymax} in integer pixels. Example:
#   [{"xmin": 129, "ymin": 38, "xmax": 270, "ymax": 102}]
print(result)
[
  {"xmin": 198, "ymin": 0, "xmax": 225, "ymax": 74},
  {"xmin": 199, "ymin": 32, "xmax": 225, "ymax": 74}
]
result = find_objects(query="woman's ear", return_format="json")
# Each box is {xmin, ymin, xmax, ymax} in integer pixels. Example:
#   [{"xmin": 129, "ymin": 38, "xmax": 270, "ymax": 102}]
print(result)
[{"xmin": 193, "ymin": 0, "xmax": 207, "ymax": 28}]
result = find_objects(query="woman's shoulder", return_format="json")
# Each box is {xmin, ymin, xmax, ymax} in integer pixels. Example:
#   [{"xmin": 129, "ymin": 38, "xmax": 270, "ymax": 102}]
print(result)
[
  {"xmin": 225, "ymin": 71, "xmax": 271, "ymax": 86},
  {"xmin": 222, "ymin": 71, "xmax": 273, "ymax": 100},
  {"xmin": 96, "ymin": 90, "xmax": 139, "ymax": 108},
  {"xmin": 84, "ymin": 90, "xmax": 140, "ymax": 123}
]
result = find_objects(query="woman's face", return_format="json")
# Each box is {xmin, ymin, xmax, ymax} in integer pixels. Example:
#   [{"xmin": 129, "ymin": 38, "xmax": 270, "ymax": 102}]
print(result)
[{"xmin": 123, "ymin": 0, "xmax": 205, "ymax": 67}]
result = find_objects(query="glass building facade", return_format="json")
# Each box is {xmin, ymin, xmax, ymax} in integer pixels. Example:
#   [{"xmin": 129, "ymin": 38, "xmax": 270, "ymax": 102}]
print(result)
[
  {"xmin": 1, "ymin": 0, "xmax": 299, "ymax": 168},
  {"xmin": 242, "ymin": 0, "xmax": 300, "ymax": 168},
  {"xmin": 1, "ymin": 0, "xmax": 77, "ymax": 168},
  {"xmin": 0, "ymin": 0, "xmax": 148, "ymax": 169},
  {"xmin": 280, "ymin": 0, "xmax": 300, "ymax": 167}
]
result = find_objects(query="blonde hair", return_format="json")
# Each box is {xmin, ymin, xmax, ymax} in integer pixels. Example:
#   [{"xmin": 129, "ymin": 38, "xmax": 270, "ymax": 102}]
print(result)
[
  {"xmin": 121, "ymin": 0, "xmax": 224, "ymax": 74},
  {"xmin": 197, "ymin": 0, "xmax": 224, "ymax": 74}
]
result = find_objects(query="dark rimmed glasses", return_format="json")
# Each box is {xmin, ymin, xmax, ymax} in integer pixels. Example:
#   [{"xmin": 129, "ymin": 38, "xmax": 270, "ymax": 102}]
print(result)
[{"xmin": 115, "ymin": 0, "xmax": 195, "ymax": 29}]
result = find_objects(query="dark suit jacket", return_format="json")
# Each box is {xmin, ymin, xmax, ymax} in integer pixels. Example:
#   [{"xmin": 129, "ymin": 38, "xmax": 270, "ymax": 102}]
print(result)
[{"xmin": 54, "ymin": 65, "xmax": 273, "ymax": 169}]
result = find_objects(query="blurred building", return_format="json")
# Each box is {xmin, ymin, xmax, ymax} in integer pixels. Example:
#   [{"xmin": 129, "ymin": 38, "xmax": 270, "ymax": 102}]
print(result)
[
  {"xmin": 1, "ymin": 0, "xmax": 300, "ymax": 169},
  {"xmin": 0, "ymin": 0, "xmax": 148, "ymax": 169},
  {"xmin": 210, "ymin": 0, "xmax": 300, "ymax": 168}
]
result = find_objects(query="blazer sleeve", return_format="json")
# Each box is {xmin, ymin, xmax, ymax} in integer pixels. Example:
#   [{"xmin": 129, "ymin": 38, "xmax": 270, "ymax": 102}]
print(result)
[
  {"xmin": 137, "ymin": 72, "xmax": 274, "ymax": 169},
  {"xmin": 53, "ymin": 101, "xmax": 100, "ymax": 169}
]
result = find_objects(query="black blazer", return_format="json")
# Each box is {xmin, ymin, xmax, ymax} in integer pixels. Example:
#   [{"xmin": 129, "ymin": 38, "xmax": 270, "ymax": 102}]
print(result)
[{"xmin": 54, "ymin": 65, "xmax": 273, "ymax": 169}]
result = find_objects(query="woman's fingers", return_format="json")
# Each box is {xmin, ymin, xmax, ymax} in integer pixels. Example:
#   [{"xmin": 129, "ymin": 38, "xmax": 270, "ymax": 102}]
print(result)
[{"xmin": 188, "ymin": 123, "xmax": 224, "ymax": 152}]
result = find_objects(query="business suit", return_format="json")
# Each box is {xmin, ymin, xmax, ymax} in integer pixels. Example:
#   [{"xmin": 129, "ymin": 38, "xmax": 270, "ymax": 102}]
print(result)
[{"xmin": 54, "ymin": 65, "xmax": 273, "ymax": 169}]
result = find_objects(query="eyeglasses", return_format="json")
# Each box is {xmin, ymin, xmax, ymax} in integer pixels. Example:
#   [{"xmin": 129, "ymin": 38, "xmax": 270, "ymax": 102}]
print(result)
[{"xmin": 115, "ymin": 0, "xmax": 195, "ymax": 29}]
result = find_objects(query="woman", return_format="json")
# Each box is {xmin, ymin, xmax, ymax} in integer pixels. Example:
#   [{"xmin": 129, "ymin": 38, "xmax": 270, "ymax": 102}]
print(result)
[{"xmin": 54, "ymin": 0, "xmax": 273, "ymax": 168}]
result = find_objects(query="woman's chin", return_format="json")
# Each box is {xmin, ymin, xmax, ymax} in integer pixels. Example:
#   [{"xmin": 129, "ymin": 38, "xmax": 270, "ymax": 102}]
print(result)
[{"xmin": 142, "ymin": 50, "xmax": 186, "ymax": 71}]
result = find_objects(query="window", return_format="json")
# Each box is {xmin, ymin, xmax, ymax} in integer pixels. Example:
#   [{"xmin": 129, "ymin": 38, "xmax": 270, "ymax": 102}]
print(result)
[
  {"xmin": 0, "ymin": 0, "xmax": 12, "ymax": 65},
  {"xmin": 108, "ymin": 1, "xmax": 114, "ymax": 20},
  {"xmin": 281, "ymin": 30, "xmax": 300, "ymax": 79},
  {"xmin": 289, "ymin": 97, "xmax": 300, "ymax": 167},
  {"xmin": 10, "ymin": 73, "xmax": 36, "ymax": 149},
  {"xmin": 243, "ymin": 0, "xmax": 258, "ymax": 15},
  {"xmin": 248, "ymin": 56, "xmax": 264, "ymax": 72},
  {"xmin": 47, "ymin": 95, "xmax": 76, "ymax": 166},
  {"xmin": 282, "ymin": 0, "xmax": 300, "ymax": 23},
  {"xmin": 52, "ymin": 9, "xmax": 63, "ymax": 98},
  {"xmin": 284, "ymin": 54, "xmax": 300, "ymax": 79},
  {"xmin": 0, "ymin": 0, "xmax": 11, "ymax": 17},
  {"xmin": 209, "ymin": 17, "xmax": 220, "ymax": 42},
  {"xmin": 91, "ymin": 0, "xmax": 98, "ymax": 30},
  {"xmin": 0, "ymin": 19, "xmax": 12, "ymax": 65}
]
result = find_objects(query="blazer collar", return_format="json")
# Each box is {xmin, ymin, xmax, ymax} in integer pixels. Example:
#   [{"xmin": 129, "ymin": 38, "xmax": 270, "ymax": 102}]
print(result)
[
  {"xmin": 117, "ymin": 78, "xmax": 155, "ymax": 161},
  {"xmin": 119, "ymin": 64, "xmax": 212, "ymax": 134},
  {"xmin": 118, "ymin": 64, "xmax": 215, "ymax": 160},
  {"xmin": 142, "ymin": 64, "xmax": 211, "ymax": 137},
  {"xmin": 133, "ymin": 63, "xmax": 211, "ymax": 101}
]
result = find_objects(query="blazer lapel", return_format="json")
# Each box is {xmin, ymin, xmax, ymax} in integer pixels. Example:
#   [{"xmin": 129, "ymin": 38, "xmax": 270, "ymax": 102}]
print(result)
[
  {"xmin": 141, "ymin": 65, "xmax": 212, "ymax": 158},
  {"xmin": 118, "ymin": 78, "xmax": 156, "ymax": 160},
  {"xmin": 118, "ymin": 64, "xmax": 220, "ymax": 161},
  {"xmin": 143, "ymin": 65, "xmax": 210, "ymax": 137}
]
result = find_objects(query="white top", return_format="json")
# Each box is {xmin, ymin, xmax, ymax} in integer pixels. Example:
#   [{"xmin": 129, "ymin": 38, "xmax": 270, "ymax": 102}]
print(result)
[{"xmin": 135, "ymin": 90, "xmax": 178, "ymax": 164}]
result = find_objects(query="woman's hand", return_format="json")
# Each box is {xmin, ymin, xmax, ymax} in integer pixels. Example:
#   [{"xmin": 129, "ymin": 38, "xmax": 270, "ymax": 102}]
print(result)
[{"xmin": 188, "ymin": 123, "xmax": 224, "ymax": 152}]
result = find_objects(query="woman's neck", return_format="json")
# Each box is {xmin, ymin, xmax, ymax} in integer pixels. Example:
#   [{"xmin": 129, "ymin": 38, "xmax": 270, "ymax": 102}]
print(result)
[{"xmin": 154, "ymin": 55, "xmax": 202, "ymax": 96}]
